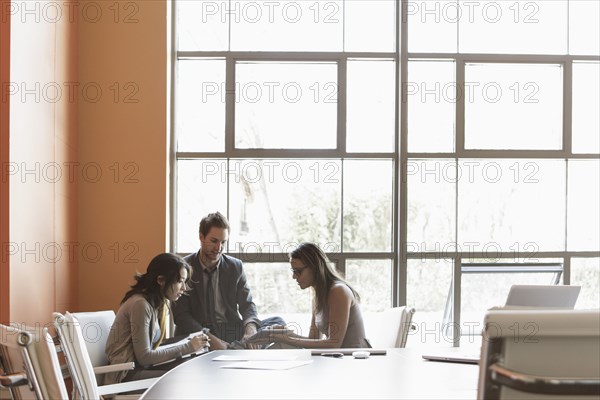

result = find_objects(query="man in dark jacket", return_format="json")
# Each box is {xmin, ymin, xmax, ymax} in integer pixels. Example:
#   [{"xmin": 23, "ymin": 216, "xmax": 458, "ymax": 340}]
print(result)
[{"xmin": 173, "ymin": 211, "xmax": 282, "ymax": 348}]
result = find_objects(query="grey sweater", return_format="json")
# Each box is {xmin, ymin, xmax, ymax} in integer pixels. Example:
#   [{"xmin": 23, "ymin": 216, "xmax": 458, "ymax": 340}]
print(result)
[{"xmin": 104, "ymin": 294, "xmax": 196, "ymax": 384}]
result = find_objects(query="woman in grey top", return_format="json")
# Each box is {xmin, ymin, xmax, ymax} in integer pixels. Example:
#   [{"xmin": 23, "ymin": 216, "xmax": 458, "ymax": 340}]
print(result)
[
  {"xmin": 247, "ymin": 242, "xmax": 369, "ymax": 348},
  {"xmin": 105, "ymin": 253, "xmax": 210, "ymax": 384}
]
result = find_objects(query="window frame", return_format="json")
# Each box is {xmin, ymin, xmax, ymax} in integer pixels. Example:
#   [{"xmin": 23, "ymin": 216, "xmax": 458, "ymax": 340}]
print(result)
[{"xmin": 170, "ymin": 0, "xmax": 600, "ymax": 346}]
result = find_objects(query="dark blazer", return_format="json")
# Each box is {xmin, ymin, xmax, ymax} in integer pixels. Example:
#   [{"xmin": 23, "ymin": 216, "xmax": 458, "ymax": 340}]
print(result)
[{"xmin": 173, "ymin": 251, "xmax": 260, "ymax": 342}]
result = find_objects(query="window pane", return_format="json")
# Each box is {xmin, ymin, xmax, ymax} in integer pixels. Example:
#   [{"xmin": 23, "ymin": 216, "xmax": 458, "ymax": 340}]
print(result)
[
  {"xmin": 228, "ymin": 160, "xmax": 341, "ymax": 252},
  {"xmin": 407, "ymin": 159, "xmax": 456, "ymax": 250},
  {"xmin": 230, "ymin": 1, "xmax": 343, "ymax": 51},
  {"xmin": 176, "ymin": 160, "xmax": 228, "ymax": 253},
  {"xmin": 176, "ymin": 60, "xmax": 226, "ymax": 152},
  {"xmin": 407, "ymin": 259, "xmax": 454, "ymax": 347},
  {"xmin": 568, "ymin": 160, "xmax": 600, "ymax": 251},
  {"xmin": 343, "ymin": 160, "xmax": 393, "ymax": 252},
  {"xmin": 465, "ymin": 63, "xmax": 563, "ymax": 150},
  {"xmin": 346, "ymin": 259, "xmax": 393, "ymax": 312},
  {"xmin": 347, "ymin": 60, "xmax": 395, "ymax": 153},
  {"xmin": 573, "ymin": 62, "xmax": 600, "ymax": 154},
  {"xmin": 235, "ymin": 62, "xmax": 337, "ymax": 149},
  {"xmin": 407, "ymin": 60, "xmax": 455, "ymax": 153},
  {"xmin": 345, "ymin": 0, "xmax": 395, "ymax": 52},
  {"xmin": 244, "ymin": 262, "xmax": 313, "ymax": 335},
  {"xmin": 177, "ymin": 0, "xmax": 228, "ymax": 51},
  {"xmin": 569, "ymin": 0, "xmax": 600, "ymax": 55},
  {"xmin": 571, "ymin": 258, "xmax": 600, "ymax": 309},
  {"xmin": 407, "ymin": 0, "xmax": 457, "ymax": 53},
  {"xmin": 459, "ymin": 0, "xmax": 567, "ymax": 54},
  {"xmin": 458, "ymin": 159, "xmax": 566, "ymax": 253}
]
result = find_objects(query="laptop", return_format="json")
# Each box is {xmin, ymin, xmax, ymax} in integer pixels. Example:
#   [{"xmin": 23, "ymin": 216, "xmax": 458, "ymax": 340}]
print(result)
[
  {"xmin": 504, "ymin": 284, "xmax": 581, "ymax": 308},
  {"xmin": 421, "ymin": 353, "xmax": 479, "ymax": 364}
]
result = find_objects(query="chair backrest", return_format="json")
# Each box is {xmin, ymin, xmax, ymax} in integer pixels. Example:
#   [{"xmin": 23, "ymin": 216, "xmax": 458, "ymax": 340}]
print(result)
[
  {"xmin": 367, "ymin": 306, "xmax": 415, "ymax": 348},
  {"xmin": 70, "ymin": 311, "xmax": 116, "ymax": 371},
  {"xmin": 53, "ymin": 312, "xmax": 101, "ymax": 400},
  {"xmin": 0, "ymin": 323, "xmax": 69, "ymax": 400},
  {"xmin": 477, "ymin": 309, "xmax": 600, "ymax": 400}
]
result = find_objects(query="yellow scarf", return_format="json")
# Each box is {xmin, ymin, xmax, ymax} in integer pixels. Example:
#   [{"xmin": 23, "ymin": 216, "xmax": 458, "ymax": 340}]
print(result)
[{"xmin": 153, "ymin": 301, "xmax": 168, "ymax": 350}]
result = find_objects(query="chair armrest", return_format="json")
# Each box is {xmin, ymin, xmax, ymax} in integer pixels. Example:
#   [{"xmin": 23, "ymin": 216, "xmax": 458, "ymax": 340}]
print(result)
[
  {"xmin": 490, "ymin": 363, "xmax": 600, "ymax": 396},
  {"xmin": 96, "ymin": 377, "xmax": 158, "ymax": 396},
  {"xmin": 0, "ymin": 372, "xmax": 28, "ymax": 388},
  {"xmin": 93, "ymin": 362, "xmax": 135, "ymax": 375}
]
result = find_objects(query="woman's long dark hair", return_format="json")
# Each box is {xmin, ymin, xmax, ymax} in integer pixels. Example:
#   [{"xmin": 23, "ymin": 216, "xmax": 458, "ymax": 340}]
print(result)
[
  {"xmin": 121, "ymin": 253, "xmax": 192, "ymax": 308},
  {"xmin": 289, "ymin": 242, "xmax": 360, "ymax": 313}
]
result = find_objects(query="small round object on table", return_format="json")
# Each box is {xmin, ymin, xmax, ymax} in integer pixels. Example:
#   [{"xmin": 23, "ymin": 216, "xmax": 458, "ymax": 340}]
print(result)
[{"xmin": 352, "ymin": 351, "xmax": 370, "ymax": 359}]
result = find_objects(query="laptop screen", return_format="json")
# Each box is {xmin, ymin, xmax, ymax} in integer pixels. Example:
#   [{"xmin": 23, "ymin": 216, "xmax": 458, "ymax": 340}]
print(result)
[{"xmin": 504, "ymin": 284, "xmax": 581, "ymax": 308}]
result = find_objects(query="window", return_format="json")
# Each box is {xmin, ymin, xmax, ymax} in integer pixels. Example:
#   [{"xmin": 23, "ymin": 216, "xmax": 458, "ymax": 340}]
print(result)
[{"xmin": 172, "ymin": 0, "xmax": 600, "ymax": 346}]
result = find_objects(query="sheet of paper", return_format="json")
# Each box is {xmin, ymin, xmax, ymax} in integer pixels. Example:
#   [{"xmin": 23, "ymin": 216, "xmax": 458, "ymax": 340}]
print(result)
[
  {"xmin": 219, "ymin": 360, "xmax": 313, "ymax": 370},
  {"xmin": 212, "ymin": 353, "xmax": 300, "ymax": 362}
]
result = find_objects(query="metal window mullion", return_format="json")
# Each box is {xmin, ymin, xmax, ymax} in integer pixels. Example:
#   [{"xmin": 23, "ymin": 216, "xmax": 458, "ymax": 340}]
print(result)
[
  {"xmin": 455, "ymin": 150, "xmax": 568, "ymax": 159},
  {"xmin": 177, "ymin": 51, "xmax": 396, "ymax": 60},
  {"xmin": 563, "ymin": 60, "xmax": 573, "ymax": 260},
  {"xmin": 225, "ymin": 57, "xmax": 236, "ymax": 247},
  {"xmin": 337, "ymin": 57, "xmax": 347, "ymax": 257},
  {"xmin": 404, "ymin": 251, "xmax": 600, "ymax": 259},
  {"xmin": 340, "ymin": 156, "xmax": 346, "ymax": 254},
  {"xmin": 169, "ymin": 0, "xmax": 178, "ymax": 252},
  {"xmin": 564, "ymin": 256, "xmax": 571, "ymax": 285},
  {"xmin": 224, "ymin": 252, "xmax": 395, "ymax": 264},
  {"xmin": 453, "ymin": 56, "xmax": 463, "ymax": 338},
  {"xmin": 338, "ymin": 57, "xmax": 347, "ymax": 154},
  {"xmin": 564, "ymin": 58, "xmax": 573, "ymax": 155},
  {"xmin": 455, "ymin": 59, "xmax": 465, "ymax": 154},
  {"xmin": 452, "ymin": 161, "xmax": 460, "ymax": 349},
  {"xmin": 452, "ymin": 254, "xmax": 461, "ymax": 347},
  {"xmin": 185, "ymin": 251, "xmax": 596, "ymax": 264},
  {"xmin": 398, "ymin": 0, "xmax": 409, "ymax": 308},
  {"xmin": 225, "ymin": 56, "xmax": 235, "ymax": 153},
  {"xmin": 407, "ymin": 53, "xmax": 600, "ymax": 63},
  {"xmin": 335, "ymin": 253, "xmax": 347, "ymax": 277},
  {"xmin": 178, "ymin": 51, "xmax": 599, "ymax": 63},
  {"xmin": 565, "ymin": 158, "xmax": 570, "ymax": 257},
  {"xmin": 227, "ymin": 0, "xmax": 232, "ymax": 52},
  {"xmin": 177, "ymin": 150, "xmax": 396, "ymax": 159},
  {"xmin": 406, "ymin": 151, "xmax": 599, "ymax": 159}
]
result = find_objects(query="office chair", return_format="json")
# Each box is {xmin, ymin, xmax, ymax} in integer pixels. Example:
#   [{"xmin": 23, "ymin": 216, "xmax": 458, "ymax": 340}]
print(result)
[
  {"xmin": 70, "ymin": 310, "xmax": 120, "ymax": 386},
  {"xmin": 0, "ymin": 323, "xmax": 69, "ymax": 399},
  {"xmin": 53, "ymin": 311, "xmax": 157, "ymax": 399},
  {"xmin": 366, "ymin": 306, "xmax": 416, "ymax": 348},
  {"xmin": 477, "ymin": 309, "xmax": 600, "ymax": 400}
]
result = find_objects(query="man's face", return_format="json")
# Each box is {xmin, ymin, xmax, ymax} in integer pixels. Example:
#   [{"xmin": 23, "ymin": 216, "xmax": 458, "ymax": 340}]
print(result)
[{"xmin": 200, "ymin": 227, "xmax": 228, "ymax": 264}]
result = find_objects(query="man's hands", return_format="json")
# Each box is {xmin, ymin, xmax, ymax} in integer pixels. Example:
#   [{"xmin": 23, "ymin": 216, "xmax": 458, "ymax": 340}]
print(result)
[
  {"xmin": 242, "ymin": 323, "xmax": 260, "ymax": 349},
  {"xmin": 244, "ymin": 326, "xmax": 293, "ymax": 345},
  {"xmin": 207, "ymin": 332, "xmax": 230, "ymax": 350}
]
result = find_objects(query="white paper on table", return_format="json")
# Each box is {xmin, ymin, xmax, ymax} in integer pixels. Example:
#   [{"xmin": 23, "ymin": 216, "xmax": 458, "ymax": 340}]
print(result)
[
  {"xmin": 212, "ymin": 353, "xmax": 301, "ymax": 362},
  {"xmin": 219, "ymin": 360, "xmax": 313, "ymax": 370}
]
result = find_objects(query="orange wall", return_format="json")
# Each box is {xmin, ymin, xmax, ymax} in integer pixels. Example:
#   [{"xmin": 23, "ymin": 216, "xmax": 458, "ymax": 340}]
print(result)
[
  {"xmin": 3, "ymin": 0, "xmax": 168, "ymax": 323},
  {"xmin": 7, "ymin": 0, "xmax": 78, "ymax": 325},
  {"xmin": 76, "ymin": 0, "xmax": 168, "ymax": 312}
]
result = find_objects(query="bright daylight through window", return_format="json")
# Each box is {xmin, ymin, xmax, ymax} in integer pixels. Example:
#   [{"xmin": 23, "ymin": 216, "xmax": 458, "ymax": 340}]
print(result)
[{"xmin": 172, "ymin": 0, "xmax": 600, "ymax": 346}]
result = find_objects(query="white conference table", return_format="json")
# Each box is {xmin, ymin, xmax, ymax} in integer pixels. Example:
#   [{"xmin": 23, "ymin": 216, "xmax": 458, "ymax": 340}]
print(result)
[{"xmin": 140, "ymin": 348, "xmax": 479, "ymax": 399}]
